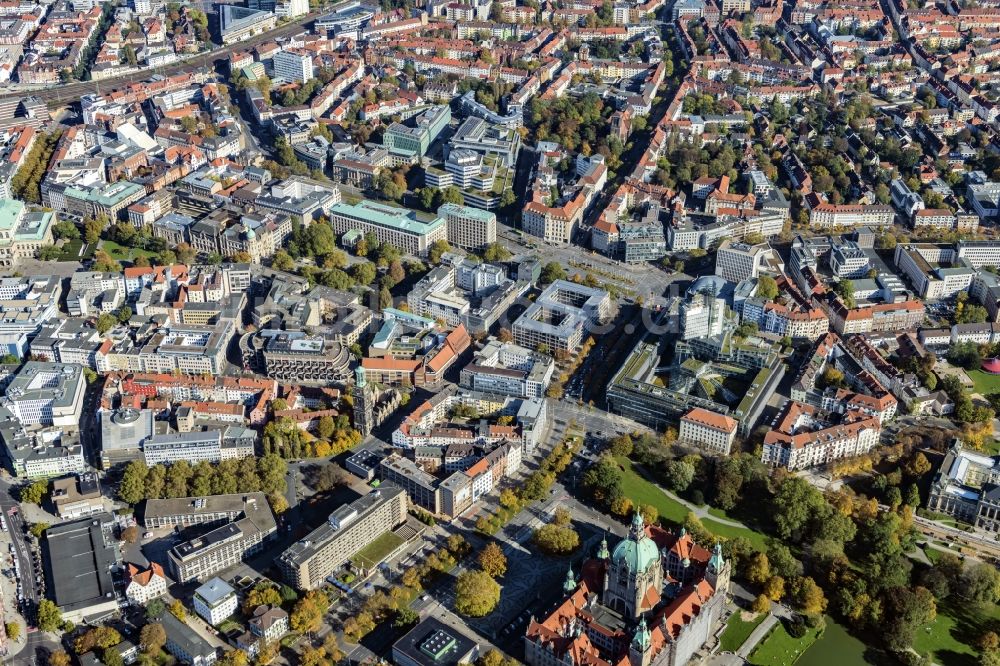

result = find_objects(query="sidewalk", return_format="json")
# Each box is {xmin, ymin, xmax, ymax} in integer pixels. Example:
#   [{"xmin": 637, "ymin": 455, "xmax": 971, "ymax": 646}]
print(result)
[{"xmin": 736, "ymin": 613, "xmax": 778, "ymax": 660}]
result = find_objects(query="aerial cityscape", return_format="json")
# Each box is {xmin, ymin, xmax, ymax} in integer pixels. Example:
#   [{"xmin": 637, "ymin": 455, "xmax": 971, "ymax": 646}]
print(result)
[{"xmin": 0, "ymin": 0, "xmax": 998, "ymax": 664}]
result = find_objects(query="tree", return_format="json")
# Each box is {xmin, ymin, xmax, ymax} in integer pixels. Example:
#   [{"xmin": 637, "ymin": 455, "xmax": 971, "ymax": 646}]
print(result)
[
  {"xmin": 242, "ymin": 582, "xmax": 282, "ymax": 614},
  {"xmin": 497, "ymin": 328, "xmax": 514, "ymax": 343},
  {"xmin": 610, "ymin": 434, "xmax": 634, "ymax": 457},
  {"xmin": 455, "ymin": 570, "xmax": 501, "ymax": 617},
  {"xmin": 36, "ymin": 599, "xmax": 63, "ymax": 632},
  {"xmin": 771, "ymin": 477, "xmax": 826, "ymax": 541},
  {"xmin": 49, "ymin": 651, "xmax": 72, "ymax": 666},
  {"xmin": 532, "ymin": 524, "xmax": 580, "ymax": 555},
  {"xmin": 169, "ymin": 599, "xmax": 186, "ymax": 621},
  {"xmin": 19, "ymin": 479, "xmax": 47, "ymax": 505},
  {"xmin": 479, "ymin": 541, "xmax": 508, "ymax": 578},
  {"xmin": 379, "ymin": 285, "xmax": 392, "ymax": 310},
  {"xmin": 145, "ymin": 599, "xmax": 166, "ymax": 622},
  {"xmin": 217, "ymin": 650, "xmax": 250, "ymax": 666},
  {"xmin": 115, "ymin": 306, "xmax": 133, "ymax": 324},
  {"xmin": 92, "ymin": 249, "xmax": 122, "ymax": 273},
  {"xmin": 96, "ymin": 312, "xmax": 117, "ymax": 334},
  {"xmin": 389, "ymin": 259, "xmax": 406, "ymax": 285},
  {"xmin": 746, "ymin": 552, "xmax": 770, "ymax": 585},
  {"xmin": 316, "ymin": 415, "xmax": 336, "ymax": 440},
  {"xmin": 833, "ymin": 279, "xmax": 856, "ymax": 308},
  {"xmin": 394, "ymin": 607, "xmax": 420, "ymax": 628},
  {"xmin": 428, "ymin": 239, "xmax": 452, "ymax": 264},
  {"xmin": 5, "ymin": 621, "xmax": 19, "ymax": 642},
  {"xmin": 84, "ymin": 217, "xmax": 104, "ymax": 244},
  {"xmin": 884, "ymin": 586, "xmax": 937, "ymax": 652},
  {"xmin": 75, "ymin": 626, "xmax": 122, "ymax": 654},
  {"xmin": 665, "ymin": 459, "xmax": 695, "ymax": 492},
  {"xmin": 794, "ymin": 576, "xmax": 827, "ymax": 615},
  {"xmin": 291, "ymin": 590, "xmax": 328, "ymax": 634},
  {"xmin": 905, "ymin": 452, "xmax": 932, "ymax": 477},
  {"xmin": 979, "ymin": 631, "xmax": 1000, "ymax": 653},
  {"xmin": 53, "ymin": 220, "xmax": 81, "ymax": 241},
  {"xmin": 757, "ymin": 275, "xmax": 779, "ymax": 299},
  {"xmin": 121, "ymin": 525, "xmax": 139, "ymax": 544},
  {"xmin": 962, "ymin": 562, "xmax": 1000, "ymax": 604},
  {"xmin": 351, "ymin": 261, "xmax": 376, "ymax": 285},
  {"xmin": 139, "ymin": 622, "xmax": 167, "ymax": 654},
  {"xmin": 540, "ymin": 262, "xmax": 567, "ymax": 284},
  {"xmin": 764, "ymin": 576, "xmax": 785, "ymax": 602},
  {"xmin": 483, "ymin": 242, "xmax": 512, "ymax": 262},
  {"xmin": 751, "ymin": 593, "xmax": 770, "ymax": 614}
]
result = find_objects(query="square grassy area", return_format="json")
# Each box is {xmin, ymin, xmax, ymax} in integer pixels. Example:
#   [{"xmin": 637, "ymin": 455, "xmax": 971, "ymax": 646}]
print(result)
[{"xmin": 350, "ymin": 531, "xmax": 404, "ymax": 570}]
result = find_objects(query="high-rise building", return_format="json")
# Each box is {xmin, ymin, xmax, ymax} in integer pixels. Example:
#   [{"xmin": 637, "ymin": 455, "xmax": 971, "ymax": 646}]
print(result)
[
  {"xmin": 438, "ymin": 203, "xmax": 497, "ymax": 250},
  {"xmin": 273, "ymin": 49, "xmax": 314, "ymax": 83},
  {"xmin": 278, "ymin": 484, "xmax": 408, "ymax": 590}
]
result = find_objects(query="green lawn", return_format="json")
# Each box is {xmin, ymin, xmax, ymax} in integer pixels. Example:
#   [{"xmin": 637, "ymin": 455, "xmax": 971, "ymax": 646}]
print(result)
[
  {"xmin": 719, "ymin": 612, "xmax": 766, "ymax": 652},
  {"xmin": 616, "ymin": 458, "xmax": 769, "ymax": 550},
  {"xmin": 351, "ymin": 531, "xmax": 404, "ymax": 569},
  {"xmin": 967, "ymin": 369, "xmax": 1000, "ymax": 395},
  {"xmin": 100, "ymin": 239, "xmax": 158, "ymax": 262},
  {"xmin": 912, "ymin": 599, "xmax": 1000, "ymax": 666},
  {"xmin": 748, "ymin": 622, "xmax": 823, "ymax": 666}
]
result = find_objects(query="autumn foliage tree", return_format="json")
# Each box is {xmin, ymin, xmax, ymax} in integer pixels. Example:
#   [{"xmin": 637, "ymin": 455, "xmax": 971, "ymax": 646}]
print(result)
[{"xmin": 478, "ymin": 542, "xmax": 508, "ymax": 578}]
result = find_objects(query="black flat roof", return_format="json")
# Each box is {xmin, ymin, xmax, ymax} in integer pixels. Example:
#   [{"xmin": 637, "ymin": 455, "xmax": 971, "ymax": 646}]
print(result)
[{"xmin": 43, "ymin": 514, "xmax": 118, "ymax": 612}]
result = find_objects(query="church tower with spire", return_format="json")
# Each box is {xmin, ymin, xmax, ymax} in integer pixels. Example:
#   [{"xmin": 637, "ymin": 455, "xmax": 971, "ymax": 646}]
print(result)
[
  {"xmin": 563, "ymin": 566, "xmax": 577, "ymax": 594},
  {"xmin": 628, "ymin": 617, "xmax": 653, "ymax": 666},
  {"xmin": 705, "ymin": 543, "xmax": 730, "ymax": 595},
  {"xmin": 353, "ymin": 366, "xmax": 374, "ymax": 437}
]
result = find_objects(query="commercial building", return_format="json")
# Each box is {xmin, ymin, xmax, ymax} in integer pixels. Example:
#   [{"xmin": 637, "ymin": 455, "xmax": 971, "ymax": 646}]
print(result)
[
  {"xmin": 438, "ymin": 203, "xmax": 497, "ymax": 250},
  {"xmin": 51, "ymin": 473, "xmax": 104, "ymax": 519},
  {"xmin": 193, "ymin": 577, "xmax": 238, "ymax": 626},
  {"xmin": 0, "ymin": 362, "xmax": 87, "ymax": 478},
  {"xmin": 246, "ymin": 330, "xmax": 352, "ymax": 385},
  {"xmin": 680, "ymin": 291, "xmax": 727, "ymax": 341},
  {"xmin": 278, "ymin": 485, "xmax": 408, "ymax": 590},
  {"xmin": 808, "ymin": 203, "xmax": 894, "ymax": 228},
  {"xmin": 327, "ymin": 200, "xmax": 448, "ymax": 257},
  {"xmin": 0, "ymin": 275, "xmax": 61, "ymax": 337},
  {"xmin": 459, "ymin": 338, "xmax": 554, "ymax": 399},
  {"xmin": 96, "ymin": 320, "xmax": 235, "ymax": 376},
  {"xmin": 714, "ymin": 240, "xmax": 779, "ymax": 283},
  {"xmin": 219, "ymin": 5, "xmax": 276, "ymax": 44},
  {"xmin": 761, "ymin": 401, "xmax": 880, "ymax": 470},
  {"xmin": 167, "ymin": 494, "xmax": 277, "ymax": 583},
  {"xmin": 43, "ymin": 514, "xmax": 121, "ymax": 623},
  {"xmin": 679, "ymin": 408, "xmax": 738, "ymax": 455},
  {"xmin": 100, "ymin": 407, "xmax": 155, "ymax": 467},
  {"xmin": 142, "ymin": 428, "xmax": 255, "ymax": 465},
  {"xmin": 512, "ymin": 281, "xmax": 613, "ymax": 353},
  {"xmin": 393, "ymin": 618, "xmax": 480, "ymax": 666},
  {"xmin": 383, "ymin": 105, "xmax": 450, "ymax": 160},
  {"xmin": 0, "ymin": 198, "xmax": 54, "ymax": 267}
]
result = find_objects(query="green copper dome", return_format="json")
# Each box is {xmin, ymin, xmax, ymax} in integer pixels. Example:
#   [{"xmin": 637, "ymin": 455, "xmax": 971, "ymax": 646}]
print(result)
[{"xmin": 612, "ymin": 514, "xmax": 660, "ymax": 573}]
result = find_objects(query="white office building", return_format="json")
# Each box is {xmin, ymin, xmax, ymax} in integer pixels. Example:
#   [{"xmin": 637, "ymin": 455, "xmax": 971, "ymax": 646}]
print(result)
[
  {"xmin": 273, "ymin": 49, "xmax": 314, "ymax": 83},
  {"xmin": 193, "ymin": 577, "xmax": 239, "ymax": 626}
]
